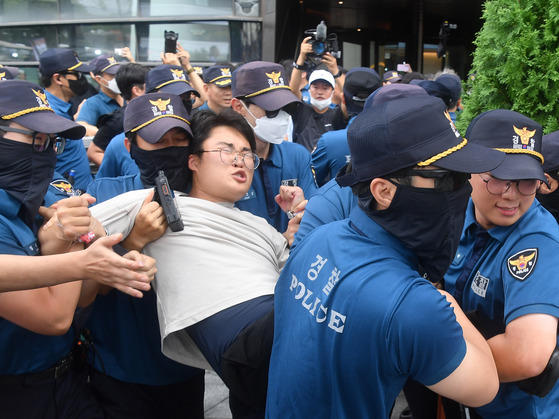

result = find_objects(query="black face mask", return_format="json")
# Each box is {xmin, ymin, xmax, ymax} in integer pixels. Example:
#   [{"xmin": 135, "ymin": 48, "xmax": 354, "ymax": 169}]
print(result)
[
  {"xmin": 129, "ymin": 143, "xmax": 191, "ymax": 193},
  {"xmin": 0, "ymin": 137, "xmax": 57, "ymax": 227},
  {"xmin": 182, "ymin": 98, "xmax": 193, "ymax": 115},
  {"xmin": 360, "ymin": 181, "xmax": 472, "ymax": 283},
  {"xmin": 67, "ymin": 74, "xmax": 89, "ymax": 96}
]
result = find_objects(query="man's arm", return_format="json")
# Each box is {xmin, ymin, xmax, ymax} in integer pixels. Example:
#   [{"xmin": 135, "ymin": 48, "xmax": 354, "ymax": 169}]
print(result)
[
  {"xmin": 427, "ymin": 291, "xmax": 499, "ymax": 407},
  {"xmin": 0, "ymin": 234, "xmax": 153, "ymax": 295},
  {"xmin": 87, "ymin": 141, "xmax": 105, "ymax": 166},
  {"xmin": 76, "ymin": 120, "xmax": 98, "ymax": 137},
  {"xmin": 487, "ymin": 313, "xmax": 558, "ymax": 382},
  {"xmin": 290, "ymin": 37, "xmax": 313, "ymax": 100}
]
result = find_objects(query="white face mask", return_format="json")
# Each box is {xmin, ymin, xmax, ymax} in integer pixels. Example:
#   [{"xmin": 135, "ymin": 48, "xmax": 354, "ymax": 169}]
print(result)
[
  {"xmin": 310, "ymin": 96, "xmax": 332, "ymax": 111},
  {"xmin": 102, "ymin": 77, "xmax": 121, "ymax": 94},
  {"xmin": 242, "ymin": 102, "xmax": 290, "ymax": 144}
]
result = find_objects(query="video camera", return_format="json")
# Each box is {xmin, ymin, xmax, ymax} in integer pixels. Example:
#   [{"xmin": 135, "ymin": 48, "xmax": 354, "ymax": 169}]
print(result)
[{"xmin": 303, "ymin": 21, "xmax": 340, "ymax": 68}]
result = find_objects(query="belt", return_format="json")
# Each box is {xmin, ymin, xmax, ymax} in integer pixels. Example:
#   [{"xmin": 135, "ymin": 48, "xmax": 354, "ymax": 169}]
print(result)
[{"xmin": 0, "ymin": 354, "xmax": 74, "ymax": 386}]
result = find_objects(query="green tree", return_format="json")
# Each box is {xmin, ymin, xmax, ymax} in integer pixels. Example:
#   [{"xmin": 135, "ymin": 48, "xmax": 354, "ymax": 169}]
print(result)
[{"xmin": 457, "ymin": 0, "xmax": 559, "ymax": 134}]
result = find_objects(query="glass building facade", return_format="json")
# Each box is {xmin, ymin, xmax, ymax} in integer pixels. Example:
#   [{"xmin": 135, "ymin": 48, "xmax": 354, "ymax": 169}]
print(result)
[{"xmin": 0, "ymin": 0, "xmax": 263, "ymax": 81}]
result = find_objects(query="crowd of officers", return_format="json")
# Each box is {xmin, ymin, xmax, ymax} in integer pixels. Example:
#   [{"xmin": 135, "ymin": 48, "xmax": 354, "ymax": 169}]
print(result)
[{"xmin": 1, "ymin": 37, "xmax": 559, "ymax": 419}]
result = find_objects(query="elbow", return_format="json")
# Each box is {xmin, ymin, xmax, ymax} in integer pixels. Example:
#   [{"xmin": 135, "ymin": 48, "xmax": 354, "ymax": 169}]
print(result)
[
  {"xmin": 468, "ymin": 374, "xmax": 500, "ymax": 407},
  {"xmin": 48, "ymin": 315, "xmax": 74, "ymax": 336},
  {"xmin": 516, "ymin": 352, "xmax": 551, "ymax": 380}
]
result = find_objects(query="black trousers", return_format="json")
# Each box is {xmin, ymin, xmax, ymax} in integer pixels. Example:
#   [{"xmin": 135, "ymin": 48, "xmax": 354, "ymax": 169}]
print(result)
[
  {"xmin": 0, "ymin": 367, "xmax": 104, "ymax": 419},
  {"xmin": 90, "ymin": 369, "xmax": 205, "ymax": 419}
]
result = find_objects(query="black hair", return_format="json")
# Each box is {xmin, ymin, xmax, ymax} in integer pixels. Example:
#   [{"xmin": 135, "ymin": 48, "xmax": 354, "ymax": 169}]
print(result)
[
  {"xmin": 39, "ymin": 73, "xmax": 53, "ymax": 88},
  {"xmin": 190, "ymin": 109, "xmax": 256, "ymax": 155},
  {"xmin": 125, "ymin": 130, "xmax": 137, "ymax": 145},
  {"xmin": 115, "ymin": 63, "xmax": 149, "ymax": 102}
]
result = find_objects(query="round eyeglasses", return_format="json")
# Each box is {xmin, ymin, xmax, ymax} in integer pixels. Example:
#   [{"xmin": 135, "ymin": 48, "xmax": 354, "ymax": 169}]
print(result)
[
  {"xmin": 0, "ymin": 126, "xmax": 66, "ymax": 155},
  {"xmin": 479, "ymin": 173, "xmax": 541, "ymax": 196},
  {"xmin": 201, "ymin": 147, "xmax": 260, "ymax": 170}
]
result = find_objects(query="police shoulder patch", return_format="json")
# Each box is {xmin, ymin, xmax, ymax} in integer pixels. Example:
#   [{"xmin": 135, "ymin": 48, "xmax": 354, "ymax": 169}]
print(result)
[
  {"xmin": 50, "ymin": 178, "xmax": 74, "ymax": 195},
  {"xmin": 507, "ymin": 248, "xmax": 538, "ymax": 281}
]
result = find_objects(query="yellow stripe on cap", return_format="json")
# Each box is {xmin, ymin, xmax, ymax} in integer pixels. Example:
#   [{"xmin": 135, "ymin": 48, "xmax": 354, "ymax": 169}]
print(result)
[
  {"xmin": 214, "ymin": 78, "xmax": 231, "ymax": 87},
  {"xmin": 156, "ymin": 79, "xmax": 189, "ymax": 90},
  {"xmin": 495, "ymin": 147, "xmax": 544, "ymax": 164},
  {"xmin": 130, "ymin": 114, "xmax": 190, "ymax": 133},
  {"xmin": 245, "ymin": 84, "xmax": 292, "ymax": 98},
  {"xmin": 100, "ymin": 63, "xmax": 118, "ymax": 73},
  {"xmin": 209, "ymin": 75, "xmax": 231, "ymax": 84},
  {"xmin": 417, "ymin": 138, "xmax": 468, "ymax": 166},
  {"xmin": 2, "ymin": 107, "xmax": 55, "ymax": 119},
  {"xmin": 67, "ymin": 63, "xmax": 82, "ymax": 71}
]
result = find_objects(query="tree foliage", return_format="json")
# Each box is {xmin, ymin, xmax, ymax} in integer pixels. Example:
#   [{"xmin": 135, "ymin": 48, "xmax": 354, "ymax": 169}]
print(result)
[{"xmin": 457, "ymin": 0, "xmax": 559, "ymax": 134}]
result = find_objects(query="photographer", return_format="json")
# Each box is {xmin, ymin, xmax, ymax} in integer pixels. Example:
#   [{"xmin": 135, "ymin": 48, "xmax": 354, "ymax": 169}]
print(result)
[{"xmin": 290, "ymin": 36, "xmax": 347, "ymax": 152}]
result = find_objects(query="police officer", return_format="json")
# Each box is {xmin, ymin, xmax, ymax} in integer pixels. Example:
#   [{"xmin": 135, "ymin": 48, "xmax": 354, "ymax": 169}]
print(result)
[
  {"xmin": 0, "ymin": 79, "xmax": 104, "ymax": 418},
  {"xmin": 445, "ymin": 110, "xmax": 559, "ymax": 418},
  {"xmin": 85, "ymin": 93, "xmax": 205, "ymax": 419},
  {"xmin": 266, "ymin": 94, "xmax": 505, "ymax": 418},
  {"xmin": 231, "ymin": 61, "xmax": 317, "ymax": 237},
  {"xmin": 39, "ymin": 48, "xmax": 95, "ymax": 191}
]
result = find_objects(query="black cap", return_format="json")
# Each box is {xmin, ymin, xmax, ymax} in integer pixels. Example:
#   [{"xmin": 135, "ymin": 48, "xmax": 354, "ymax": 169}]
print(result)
[
  {"xmin": 203, "ymin": 65, "xmax": 233, "ymax": 86},
  {"xmin": 39, "ymin": 48, "xmax": 95, "ymax": 75},
  {"xmin": 0, "ymin": 80, "xmax": 85, "ymax": 139},
  {"xmin": 465, "ymin": 109, "xmax": 546, "ymax": 182},
  {"xmin": 336, "ymin": 95, "xmax": 505, "ymax": 187},
  {"xmin": 145, "ymin": 65, "xmax": 200, "ymax": 97},
  {"xmin": 414, "ymin": 80, "xmax": 453, "ymax": 108},
  {"xmin": 434, "ymin": 73, "xmax": 462, "ymax": 103},
  {"xmin": 89, "ymin": 54, "xmax": 120, "ymax": 75},
  {"xmin": 0, "ymin": 65, "xmax": 18, "ymax": 80},
  {"xmin": 232, "ymin": 61, "xmax": 300, "ymax": 111},
  {"xmin": 363, "ymin": 83, "xmax": 428, "ymax": 111},
  {"xmin": 123, "ymin": 92, "xmax": 192, "ymax": 143},
  {"xmin": 542, "ymin": 131, "xmax": 559, "ymax": 173},
  {"xmin": 383, "ymin": 71, "xmax": 401, "ymax": 83},
  {"xmin": 343, "ymin": 67, "xmax": 381, "ymax": 115}
]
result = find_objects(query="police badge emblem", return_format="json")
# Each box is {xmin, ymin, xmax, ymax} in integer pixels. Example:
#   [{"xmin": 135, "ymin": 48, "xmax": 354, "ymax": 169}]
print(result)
[{"xmin": 507, "ymin": 248, "xmax": 538, "ymax": 281}]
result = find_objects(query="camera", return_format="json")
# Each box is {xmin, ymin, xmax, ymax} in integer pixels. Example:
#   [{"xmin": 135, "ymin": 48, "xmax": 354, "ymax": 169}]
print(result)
[
  {"xmin": 437, "ymin": 21, "xmax": 457, "ymax": 58},
  {"xmin": 303, "ymin": 21, "xmax": 340, "ymax": 68},
  {"xmin": 164, "ymin": 30, "xmax": 178, "ymax": 54}
]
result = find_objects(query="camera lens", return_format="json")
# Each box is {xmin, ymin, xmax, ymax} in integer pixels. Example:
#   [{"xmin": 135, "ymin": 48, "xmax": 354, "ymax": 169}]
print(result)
[{"xmin": 312, "ymin": 41, "xmax": 325, "ymax": 55}]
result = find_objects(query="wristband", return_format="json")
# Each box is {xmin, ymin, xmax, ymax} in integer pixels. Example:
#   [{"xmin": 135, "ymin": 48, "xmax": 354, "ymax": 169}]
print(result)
[
  {"xmin": 78, "ymin": 231, "xmax": 96, "ymax": 244},
  {"xmin": 186, "ymin": 67, "xmax": 196, "ymax": 75},
  {"xmin": 333, "ymin": 70, "xmax": 343, "ymax": 79},
  {"xmin": 292, "ymin": 62, "xmax": 305, "ymax": 71}
]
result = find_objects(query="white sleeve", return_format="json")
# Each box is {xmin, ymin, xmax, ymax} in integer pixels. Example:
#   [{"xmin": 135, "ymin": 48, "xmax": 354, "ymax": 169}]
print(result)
[{"xmin": 90, "ymin": 189, "xmax": 150, "ymax": 238}]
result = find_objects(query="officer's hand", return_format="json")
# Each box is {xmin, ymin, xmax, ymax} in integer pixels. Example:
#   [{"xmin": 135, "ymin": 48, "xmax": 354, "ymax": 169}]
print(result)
[
  {"xmin": 122, "ymin": 190, "xmax": 167, "ymax": 251},
  {"xmin": 53, "ymin": 194, "xmax": 96, "ymax": 241}
]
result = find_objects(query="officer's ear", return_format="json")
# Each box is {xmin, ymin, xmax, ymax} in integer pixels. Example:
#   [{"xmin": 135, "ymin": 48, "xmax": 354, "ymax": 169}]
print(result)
[
  {"xmin": 540, "ymin": 173, "xmax": 558, "ymax": 194},
  {"xmin": 124, "ymin": 137, "xmax": 131, "ymax": 153},
  {"xmin": 370, "ymin": 178, "xmax": 397, "ymax": 210}
]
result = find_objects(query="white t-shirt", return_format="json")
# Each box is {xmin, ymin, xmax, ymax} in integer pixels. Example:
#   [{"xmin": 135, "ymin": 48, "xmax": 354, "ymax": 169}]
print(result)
[{"xmin": 91, "ymin": 189, "xmax": 289, "ymax": 369}]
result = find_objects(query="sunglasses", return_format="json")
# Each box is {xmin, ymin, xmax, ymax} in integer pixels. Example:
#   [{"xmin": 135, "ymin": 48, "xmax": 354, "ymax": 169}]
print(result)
[{"xmin": 0, "ymin": 126, "xmax": 66, "ymax": 155}]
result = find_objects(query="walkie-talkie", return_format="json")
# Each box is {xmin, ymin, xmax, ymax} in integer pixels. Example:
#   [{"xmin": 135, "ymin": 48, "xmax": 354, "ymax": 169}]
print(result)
[{"xmin": 154, "ymin": 171, "xmax": 184, "ymax": 232}]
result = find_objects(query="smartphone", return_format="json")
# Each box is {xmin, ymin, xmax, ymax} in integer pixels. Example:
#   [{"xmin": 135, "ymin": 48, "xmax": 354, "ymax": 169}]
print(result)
[
  {"xmin": 397, "ymin": 63, "xmax": 411, "ymax": 72},
  {"xmin": 114, "ymin": 48, "xmax": 125, "ymax": 56},
  {"xmin": 164, "ymin": 30, "xmax": 178, "ymax": 54}
]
